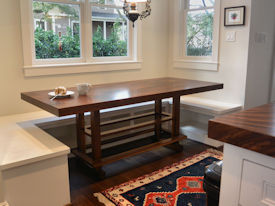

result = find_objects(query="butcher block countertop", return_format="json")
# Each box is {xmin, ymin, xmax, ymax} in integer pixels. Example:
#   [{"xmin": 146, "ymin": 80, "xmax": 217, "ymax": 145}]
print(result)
[{"xmin": 208, "ymin": 103, "xmax": 275, "ymax": 158}]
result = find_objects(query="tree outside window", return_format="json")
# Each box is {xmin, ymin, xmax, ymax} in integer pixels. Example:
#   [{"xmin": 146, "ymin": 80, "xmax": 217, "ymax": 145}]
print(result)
[{"xmin": 186, "ymin": 0, "xmax": 215, "ymax": 56}]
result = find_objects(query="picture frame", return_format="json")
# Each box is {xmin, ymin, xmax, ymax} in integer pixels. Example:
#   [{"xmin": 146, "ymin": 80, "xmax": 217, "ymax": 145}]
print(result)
[{"xmin": 224, "ymin": 6, "xmax": 246, "ymax": 26}]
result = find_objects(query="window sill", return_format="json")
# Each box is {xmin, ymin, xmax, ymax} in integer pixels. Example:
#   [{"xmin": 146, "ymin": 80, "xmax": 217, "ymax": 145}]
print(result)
[
  {"xmin": 173, "ymin": 60, "xmax": 219, "ymax": 71},
  {"xmin": 23, "ymin": 61, "xmax": 142, "ymax": 77}
]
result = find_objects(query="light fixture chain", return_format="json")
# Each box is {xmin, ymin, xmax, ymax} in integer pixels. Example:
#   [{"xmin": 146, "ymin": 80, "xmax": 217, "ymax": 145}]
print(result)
[
  {"xmin": 140, "ymin": 0, "xmax": 151, "ymax": 20},
  {"xmin": 123, "ymin": 0, "xmax": 130, "ymax": 18}
]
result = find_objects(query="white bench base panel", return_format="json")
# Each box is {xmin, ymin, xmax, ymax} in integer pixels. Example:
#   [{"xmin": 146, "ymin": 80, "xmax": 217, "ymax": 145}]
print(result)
[{"xmin": 3, "ymin": 155, "xmax": 70, "ymax": 206}]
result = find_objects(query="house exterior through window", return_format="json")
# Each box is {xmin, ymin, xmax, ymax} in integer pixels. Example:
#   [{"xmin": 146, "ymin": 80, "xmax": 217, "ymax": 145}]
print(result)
[{"xmin": 91, "ymin": 3, "xmax": 128, "ymax": 57}]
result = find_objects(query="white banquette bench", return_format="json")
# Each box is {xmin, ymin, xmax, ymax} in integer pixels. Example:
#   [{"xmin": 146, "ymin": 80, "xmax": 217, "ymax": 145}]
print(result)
[{"xmin": 171, "ymin": 96, "xmax": 242, "ymax": 147}]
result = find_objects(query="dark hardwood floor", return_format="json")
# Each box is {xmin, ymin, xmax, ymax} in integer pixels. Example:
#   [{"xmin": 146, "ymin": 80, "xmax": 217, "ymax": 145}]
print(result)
[{"xmin": 69, "ymin": 139, "xmax": 219, "ymax": 206}]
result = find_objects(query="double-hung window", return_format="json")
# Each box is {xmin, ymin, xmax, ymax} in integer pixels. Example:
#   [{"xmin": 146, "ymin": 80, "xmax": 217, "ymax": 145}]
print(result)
[
  {"xmin": 20, "ymin": 0, "xmax": 141, "ymax": 76},
  {"xmin": 174, "ymin": 0, "xmax": 220, "ymax": 71}
]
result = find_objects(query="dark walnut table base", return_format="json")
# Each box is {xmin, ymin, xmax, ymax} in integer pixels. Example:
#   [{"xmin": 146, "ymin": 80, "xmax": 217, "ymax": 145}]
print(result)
[{"xmin": 72, "ymin": 97, "xmax": 185, "ymax": 178}]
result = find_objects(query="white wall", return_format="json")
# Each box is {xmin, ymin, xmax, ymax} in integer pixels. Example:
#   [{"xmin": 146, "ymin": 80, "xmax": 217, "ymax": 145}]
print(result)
[
  {"xmin": 0, "ymin": 0, "xmax": 169, "ymax": 116},
  {"xmin": 244, "ymin": 0, "xmax": 275, "ymax": 109},
  {"xmin": 168, "ymin": 0, "xmax": 251, "ymax": 105}
]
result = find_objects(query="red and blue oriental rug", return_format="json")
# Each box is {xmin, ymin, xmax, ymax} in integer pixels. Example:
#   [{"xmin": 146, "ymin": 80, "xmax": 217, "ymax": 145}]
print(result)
[{"xmin": 94, "ymin": 149, "xmax": 223, "ymax": 206}]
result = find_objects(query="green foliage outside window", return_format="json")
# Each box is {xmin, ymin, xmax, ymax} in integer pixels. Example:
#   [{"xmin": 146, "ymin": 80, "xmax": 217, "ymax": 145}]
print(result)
[
  {"xmin": 186, "ymin": 10, "xmax": 214, "ymax": 56},
  {"xmin": 93, "ymin": 22, "xmax": 127, "ymax": 57},
  {"xmin": 34, "ymin": 23, "xmax": 127, "ymax": 59},
  {"xmin": 34, "ymin": 28, "xmax": 80, "ymax": 59}
]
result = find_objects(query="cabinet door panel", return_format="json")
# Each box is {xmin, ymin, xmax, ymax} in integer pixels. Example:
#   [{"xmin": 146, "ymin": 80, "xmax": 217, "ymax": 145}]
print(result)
[{"xmin": 239, "ymin": 160, "xmax": 275, "ymax": 206}]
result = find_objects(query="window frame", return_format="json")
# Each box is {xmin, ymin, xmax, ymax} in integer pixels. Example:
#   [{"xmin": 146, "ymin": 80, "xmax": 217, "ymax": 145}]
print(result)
[
  {"xmin": 71, "ymin": 20, "xmax": 80, "ymax": 36},
  {"xmin": 20, "ymin": 0, "xmax": 142, "ymax": 76},
  {"xmin": 173, "ymin": 0, "xmax": 220, "ymax": 71}
]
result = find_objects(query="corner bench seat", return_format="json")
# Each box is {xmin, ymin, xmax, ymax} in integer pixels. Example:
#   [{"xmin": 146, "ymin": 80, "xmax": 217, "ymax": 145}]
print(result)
[{"xmin": 179, "ymin": 96, "xmax": 242, "ymax": 116}]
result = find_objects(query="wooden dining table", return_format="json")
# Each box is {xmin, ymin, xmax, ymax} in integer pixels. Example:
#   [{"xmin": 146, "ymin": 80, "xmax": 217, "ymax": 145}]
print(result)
[{"xmin": 21, "ymin": 77, "xmax": 223, "ymax": 177}]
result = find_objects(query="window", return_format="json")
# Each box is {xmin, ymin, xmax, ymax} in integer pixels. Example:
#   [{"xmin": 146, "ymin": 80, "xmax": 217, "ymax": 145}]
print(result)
[
  {"xmin": 186, "ymin": 0, "xmax": 214, "ymax": 56},
  {"xmin": 174, "ymin": 0, "xmax": 220, "ymax": 71},
  {"xmin": 71, "ymin": 21, "xmax": 80, "ymax": 36},
  {"xmin": 32, "ymin": 1, "xmax": 81, "ymax": 59},
  {"xmin": 34, "ymin": 19, "xmax": 47, "ymax": 30},
  {"xmin": 91, "ymin": 4, "xmax": 128, "ymax": 57},
  {"xmin": 20, "ymin": 0, "xmax": 141, "ymax": 76}
]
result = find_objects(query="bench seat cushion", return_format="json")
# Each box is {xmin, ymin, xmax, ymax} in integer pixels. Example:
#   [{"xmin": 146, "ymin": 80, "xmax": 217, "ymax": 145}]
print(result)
[{"xmin": 179, "ymin": 96, "xmax": 242, "ymax": 116}]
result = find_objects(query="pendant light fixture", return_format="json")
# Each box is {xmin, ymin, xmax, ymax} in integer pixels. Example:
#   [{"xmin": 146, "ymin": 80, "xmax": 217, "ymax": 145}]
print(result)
[{"xmin": 123, "ymin": 0, "xmax": 151, "ymax": 27}]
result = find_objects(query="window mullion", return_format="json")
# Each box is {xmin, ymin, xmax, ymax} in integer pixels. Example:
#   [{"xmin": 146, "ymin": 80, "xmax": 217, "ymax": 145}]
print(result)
[
  {"xmin": 103, "ymin": 21, "xmax": 107, "ymax": 40},
  {"xmin": 84, "ymin": 0, "xmax": 93, "ymax": 62}
]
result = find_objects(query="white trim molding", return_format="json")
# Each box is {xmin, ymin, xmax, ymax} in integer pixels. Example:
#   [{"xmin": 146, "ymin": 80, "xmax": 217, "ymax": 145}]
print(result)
[
  {"xmin": 24, "ymin": 61, "xmax": 142, "ymax": 77},
  {"xmin": 173, "ymin": 59, "xmax": 219, "ymax": 71}
]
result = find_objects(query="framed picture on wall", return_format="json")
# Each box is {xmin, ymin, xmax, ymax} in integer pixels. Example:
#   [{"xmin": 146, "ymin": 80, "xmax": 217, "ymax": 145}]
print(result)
[{"xmin": 224, "ymin": 6, "xmax": 246, "ymax": 26}]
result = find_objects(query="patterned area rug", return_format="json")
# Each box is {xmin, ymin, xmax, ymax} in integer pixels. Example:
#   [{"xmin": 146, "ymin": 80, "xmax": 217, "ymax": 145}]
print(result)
[{"xmin": 94, "ymin": 149, "xmax": 223, "ymax": 206}]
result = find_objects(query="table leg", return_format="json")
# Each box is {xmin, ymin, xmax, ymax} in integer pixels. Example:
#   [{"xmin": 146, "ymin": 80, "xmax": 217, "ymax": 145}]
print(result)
[
  {"xmin": 169, "ymin": 96, "xmax": 183, "ymax": 152},
  {"xmin": 172, "ymin": 96, "xmax": 180, "ymax": 137},
  {"xmin": 155, "ymin": 99, "xmax": 162, "ymax": 140},
  {"xmin": 90, "ymin": 110, "xmax": 105, "ymax": 178},
  {"xmin": 76, "ymin": 113, "xmax": 86, "ymax": 153}
]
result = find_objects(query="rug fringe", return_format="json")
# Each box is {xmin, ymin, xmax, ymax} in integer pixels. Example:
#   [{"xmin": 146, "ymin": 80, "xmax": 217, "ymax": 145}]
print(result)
[
  {"xmin": 206, "ymin": 148, "xmax": 223, "ymax": 157},
  {"xmin": 94, "ymin": 193, "xmax": 115, "ymax": 206}
]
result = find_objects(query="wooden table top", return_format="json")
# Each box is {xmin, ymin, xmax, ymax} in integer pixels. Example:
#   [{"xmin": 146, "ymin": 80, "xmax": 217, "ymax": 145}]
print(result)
[
  {"xmin": 21, "ymin": 77, "xmax": 223, "ymax": 116},
  {"xmin": 209, "ymin": 103, "xmax": 275, "ymax": 157}
]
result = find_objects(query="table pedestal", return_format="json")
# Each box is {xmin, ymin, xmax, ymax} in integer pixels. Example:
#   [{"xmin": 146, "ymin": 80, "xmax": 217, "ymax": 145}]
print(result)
[{"xmin": 72, "ymin": 96, "xmax": 186, "ymax": 177}]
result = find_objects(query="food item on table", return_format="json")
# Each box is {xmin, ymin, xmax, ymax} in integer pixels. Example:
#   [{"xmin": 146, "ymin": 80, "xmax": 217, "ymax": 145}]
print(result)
[{"xmin": 54, "ymin": 86, "xmax": 67, "ymax": 96}]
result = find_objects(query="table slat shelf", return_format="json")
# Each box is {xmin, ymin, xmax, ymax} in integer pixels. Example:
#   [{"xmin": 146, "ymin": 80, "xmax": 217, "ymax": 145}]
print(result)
[
  {"xmin": 85, "ymin": 113, "xmax": 172, "ymax": 138},
  {"xmin": 71, "ymin": 134, "xmax": 186, "ymax": 168}
]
